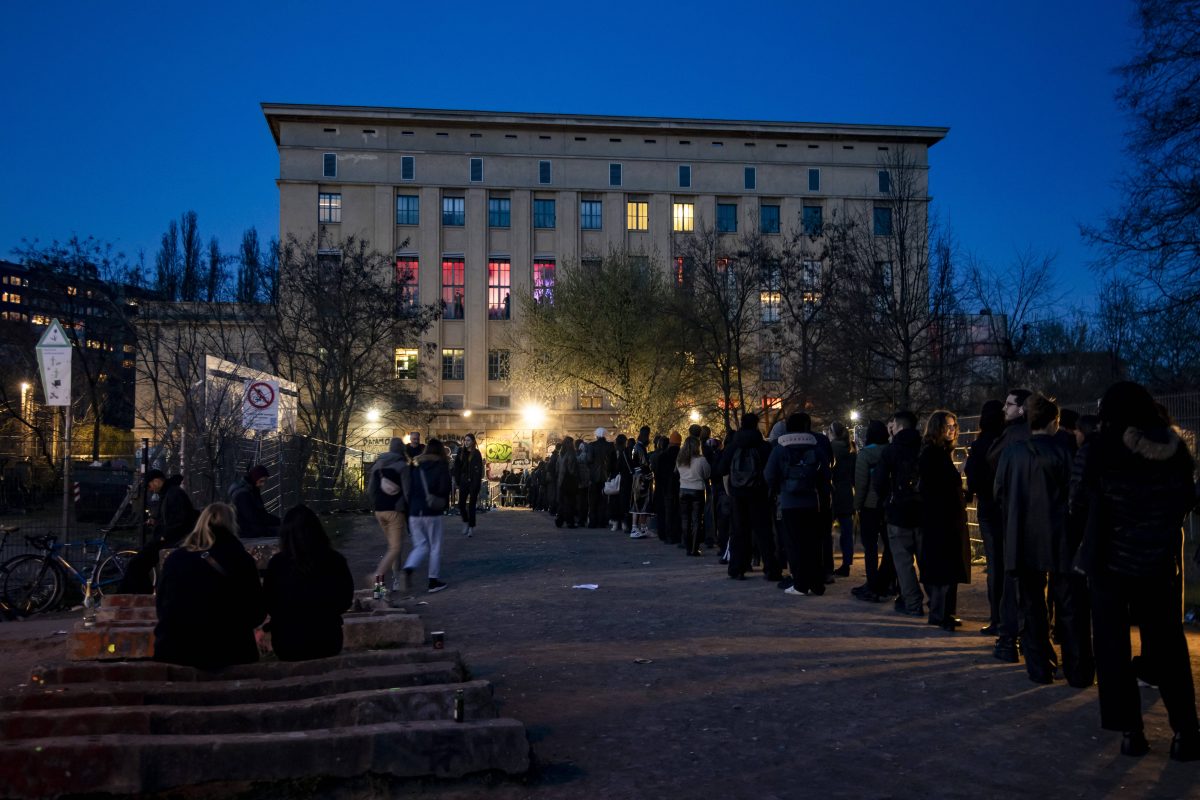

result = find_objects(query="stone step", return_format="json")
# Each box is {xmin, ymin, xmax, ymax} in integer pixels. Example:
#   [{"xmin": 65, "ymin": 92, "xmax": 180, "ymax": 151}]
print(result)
[
  {"xmin": 100, "ymin": 594, "xmax": 155, "ymax": 608},
  {"xmin": 0, "ymin": 679, "xmax": 498, "ymax": 740},
  {"xmin": 2, "ymin": 660, "xmax": 463, "ymax": 712},
  {"xmin": 0, "ymin": 718, "xmax": 530, "ymax": 798},
  {"xmin": 95, "ymin": 604, "xmax": 157, "ymax": 622},
  {"xmin": 33, "ymin": 647, "xmax": 461, "ymax": 685}
]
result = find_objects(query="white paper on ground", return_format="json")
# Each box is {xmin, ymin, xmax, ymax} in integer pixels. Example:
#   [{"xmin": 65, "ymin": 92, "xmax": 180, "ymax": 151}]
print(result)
[{"xmin": 571, "ymin": 584, "xmax": 599, "ymax": 590}]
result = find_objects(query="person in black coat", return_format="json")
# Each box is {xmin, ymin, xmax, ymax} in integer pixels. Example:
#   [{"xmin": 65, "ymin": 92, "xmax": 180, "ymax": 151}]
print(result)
[
  {"xmin": 154, "ymin": 502, "xmax": 266, "ymax": 670},
  {"xmin": 917, "ymin": 410, "xmax": 970, "ymax": 632},
  {"xmin": 452, "ymin": 434, "xmax": 485, "ymax": 537},
  {"xmin": 608, "ymin": 434, "xmax": 635, "ymax": 532},
  {"xmin": 964, "ymin": 400, "xmax": 1012, "ymax": 641},
  {"xmin": 263, "ymin": 505, "xmax": 354, "ymax": 661},
  {"xmin": 874, "ymin": 411, "xmax": 925, "ymax": 615},
  {"xmin": 1072, "ymin": 381, "xmax": 1200, "ymax": 760},
  {"xmin": 554, "ymin": 436, "xmax": 582, "ymax": 528},
  {"xmin": 228, "ymin": 464, "xmax": 280, "ymax": 539},
  {"xmin": 715, "ymin": 413, "xmax": 777, "ymax": 581},
  {"xmin": 120, "ymin": 471, "xmax": 197, "ymax": 594},
  {"xmin": 586, "ymin": 428, "xmax": 616, "ymax": 528}
]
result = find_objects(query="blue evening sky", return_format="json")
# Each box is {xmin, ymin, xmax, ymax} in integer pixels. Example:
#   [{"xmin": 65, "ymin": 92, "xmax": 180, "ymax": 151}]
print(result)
[{"xmin": 0, "ymin": 1, "xmax": 1136, "ymax": 298}]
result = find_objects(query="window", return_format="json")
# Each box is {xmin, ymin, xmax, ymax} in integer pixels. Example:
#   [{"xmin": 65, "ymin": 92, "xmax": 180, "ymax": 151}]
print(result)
[
  {"xmin": 395, "ymin": 348, "xmax": 419, "ymax": 380},
  {"xmin": 441, "ymin": 349, "xmax": 465, "ymax": 381},
  {"xmin": 533, "ymin": 199, "xmax": 556, "ymax": 229},
  {"xmin": 672, "ymin": 202, "xmax": 694, "ymax": 232},
  {"xmin": 3, "ymin": 292, "xmax": 20, "ymax": 304},
  {"xmin": 762, "ymin": 396, "xmax": 783, "ymax": 411},
  {"xmin": 874, "ymin": 206, "xmax": 893, "ymax": 236},
  {"xmin": 441, "ymin": 258, "xmax": 465, "ymax": 319},
  {"xmin": 488, "ymin": 197, "xmax": 511, "ymax": 228},
  {"xmin": 533, "ymin": 258, "xmax": 556, "ymax": 303},
  {"xmin": 717, "ymin": 203, "xmax": 738, "ymax": 233},
  {"xmin": 578, "ymin": 394, "xmax": 603, "ymax": 409},
  {"xmin": 626, "ymin": 200, "xmax": 649, "ymax": 231},
  {"xmin": 489, "ymin": 395, "xmax": 512, "ymax": 409},
  {"xmin": 401, "ymin": 156, "xmax": 415, "ymax": 181},
  {"xmin": 487, "ymin": 258, "xmax": 511, "ymax": 320},
  {"xmin": 488, "ymin": 350, "xmax": 510, "ymax": 381},
  {"xmin": 674, "ymin": 256, "xmax": 694, "ymax": 289},
  {"xmin": 581, "ymin": 200, "xmax": 602, "ymax": 230},
  {"xmin": 745, "ymin": 167, "xmax": 756, "ymax": 190},
  {"xmin": 761, "ymin": 352, "xmax": 782, "ymax": 381},
  {"xmin": 395, "ymin": 256, "xmax": 419, "ymax": 311},
  {"xmin": 442, "ymin": 394, "xmax": 464, "ymax": 409},
  {"xmin": 442, "ymin": 197, "xmax": 465, "ymax": 226},
  {"xmin": 539, "ymin": 160, "xmax": 552, "ymax": 184},
  {"xmin": 760, "ymin": 204, "xmax": 780, "ymax": 234},
  {"xmin": 761, "ymin": 260, "xmax": 781, "ymax": 323},
  {"xmin": 322, "ymin": 153, "xmax": 336, "ymax": 178},
  {"xmin": 609, "ymin": 163, "xmax": 622, "ymax": 186},
  {"xmin": 470, "ymin": 157, "xmax": 483, "ymax": 182},
  {"xmin": 802, "ymin": 205, "xmax": 823, "ymax": 236},
  {"xmin": 396, "ymin": 195, "xmax": 419, "ymax": 225},
  {"xmin": 679, "ymin": 164, "xmax": 691, "ymax": 188},
  {"xmin": 808, "ymin": 168, "xmax": 820, "ymax": 192},
  {"xmin": 318, "ymin": 192, "xmax": 341, "ymax": 223},
  {"xmin": 879, "ymin": 170, "xmax": 891, "ymax": 193},
  {"xmin": 800, "ymin": 259, "xmax": 823, "ymax": 304}
]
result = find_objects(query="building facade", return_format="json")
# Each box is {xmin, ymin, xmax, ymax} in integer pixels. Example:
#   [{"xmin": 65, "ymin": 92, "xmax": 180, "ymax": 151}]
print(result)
[{"xmin": 263, "ymin": 104, "xmax": 947, "ymax": 447}]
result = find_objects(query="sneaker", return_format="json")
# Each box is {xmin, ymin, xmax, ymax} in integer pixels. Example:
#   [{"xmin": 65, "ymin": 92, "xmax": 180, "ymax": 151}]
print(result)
[
  {"xmin": 390, "ymin": 575, "xmax": 403, "ymax": 593},
  {"xmin": 630, "ymin": 529, "xmax": 648, "ymax": 539},
  {"xmin": 427, "ymin": 578, "xmax": 448, "ymax": 594},
  {"xmin": 463, "ymin": 524, "xmax": 472, "ymax": 537},
  {"xmin": 404, "ymin": 568, "xmax": 413, "ymax": 593},
  {"xmin": 784, "ymin": 586, "xmax": 809, "ymax": 597},
  {"xmin": 609, "ymin": 521, "xmax": 618, "ymax": 531}
]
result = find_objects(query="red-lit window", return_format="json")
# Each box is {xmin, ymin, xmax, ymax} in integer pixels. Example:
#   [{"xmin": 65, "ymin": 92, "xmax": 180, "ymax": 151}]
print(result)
[
  {"xmin": 762, "ymin": 396, "xmax": 782, "ymax": 411},
  {"xmin": 442, "ymin": 258, "xmax": 465, "ymax": 320},
  {"xmin": 396, "ymin": 257, "xmax": 419, "ymax": 312},
  {"xmin": 533, "ymin": 259, "xmax": 555, "ymax": 304},
  {"xmin": 488, "ymin": 258, "xmax": 511, "ymax": 320}
]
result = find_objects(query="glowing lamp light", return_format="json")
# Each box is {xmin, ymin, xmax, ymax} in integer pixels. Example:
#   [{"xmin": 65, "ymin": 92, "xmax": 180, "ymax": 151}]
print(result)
[
  {"xmin": 849, "ymin": 410, "xmax": 861, "ymax": 422},
  {"xmin": 366, "ymin": 408, "xmax": 381, "ymax": 423},
  {"xmin": 20, "ymin": 382, "xmax": 30, "ymax": 392},
  {"xmin": 462, "ymin": 409, "xmax": 473, "ymax": 418},
  {"xmin": 689, "ymin": 409, "xmax": 702, "ymax": 423},
  {"xmin": 521, "ymin": 404, "xmax": 546, "ymax": 428}
]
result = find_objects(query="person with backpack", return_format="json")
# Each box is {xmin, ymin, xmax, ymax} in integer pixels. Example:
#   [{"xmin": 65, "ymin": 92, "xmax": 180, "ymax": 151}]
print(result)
[
  {"xmin": 367, "ymin": 437, "xmax": 408, "ymax": 591},
  {"xmin": 874, "ymin": 410, "xmax": 925, "ymax": 616},
  {"xmin": 676, "ymin": 432, "xmax": 711, "ymax": 556},
  {"xmin": 716, "ymin": 413, "xmax": 777, "ymax": 582},
  {"xmin": 398, "ymin": 438, "xmax": 453, "ymax": 594},
  {"xmin": 765, "ymin": 412, "xmax": 833, "ymax": 595},
  {"xmin": 228, "ymin": 464, "xmax": 280, "ymax": 539},
  {"xmin": 452, "ymin": 434, "xmax": 484, "ymax": 537},
  {"xmin": 852, "ymin": 420, "xmax": 892, "ymax": 602},
  {"xmin": 917, "ymin": 410, "xmax": 971, "ymax": 632}
]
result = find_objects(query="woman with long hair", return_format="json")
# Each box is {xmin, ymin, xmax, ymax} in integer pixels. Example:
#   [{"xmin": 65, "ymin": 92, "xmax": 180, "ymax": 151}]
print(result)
[
  {"xmin": 263, "ymin": 505, "xmax": 355, "ymax": 661},
  {"xmin": 676, "ymin": 433, "xmax": 712, "ymax": 555},
  {"xmin": 154, "ymin": 503, "xmax": 266, "ymax": 670},
  {"xmin": 609, "ymin": 434, "xmax": 634, "ymax": 532},
  {"xmin": 555, "ymin": 436, "xmax": 580, "ymax": 529},
  {"xmin": 917, "ymin": 411, "xmax": 970, "ymax": 632},
  {"xmin": 401, "ymin": 438, "xmax": 453, "ymax": 594}
]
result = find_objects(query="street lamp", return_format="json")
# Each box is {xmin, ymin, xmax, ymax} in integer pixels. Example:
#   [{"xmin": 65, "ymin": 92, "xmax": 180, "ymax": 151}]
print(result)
[
  {"xmin": 689, "ymin": 409, "xmax": 702, "ymax": 423},
  {"xmin": 849, "ymin": 410, "xmax": 860, "ymax": 422},
  {"xmin": 521, "ymin": 404, "xmax": 546, "ymax": 429},
  {"xmin": 366, "ymin": 408, "xmax": 381, "ymax": 423},
  {"xmin": 462, "ymin": 409, "xmax": 472, "ymax": 419}
]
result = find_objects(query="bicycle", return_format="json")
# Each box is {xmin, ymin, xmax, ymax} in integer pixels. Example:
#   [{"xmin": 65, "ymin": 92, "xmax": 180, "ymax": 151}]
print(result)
[{"xmin": 0, "ymin": 529, "xmax": 136, "ymax": 617}]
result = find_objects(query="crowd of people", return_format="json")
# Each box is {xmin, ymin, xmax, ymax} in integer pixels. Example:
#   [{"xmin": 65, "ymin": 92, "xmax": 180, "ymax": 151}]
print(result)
[{"xmin": 524, "ymin": 381, "xmax": 1200, "ymax": 761}]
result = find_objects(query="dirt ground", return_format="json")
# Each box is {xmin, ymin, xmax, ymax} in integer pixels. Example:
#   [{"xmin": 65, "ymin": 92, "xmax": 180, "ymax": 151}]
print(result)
[{"xmin": 4, "ymin": 507, "xmax": 1200, "ymax": 799}]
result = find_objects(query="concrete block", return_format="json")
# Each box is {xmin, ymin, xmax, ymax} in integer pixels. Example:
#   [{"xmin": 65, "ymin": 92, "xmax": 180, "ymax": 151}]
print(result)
[
  {"xmin": 341, "ymin": 612, "xmax": 425, "ymax": 649},
  {"xmin": 67, "ymin": 624, "xmax": 154, "ymax": 662},
  {"xmin": 99, "ymin": 594, "xmax": 155, "ymax": 609}
]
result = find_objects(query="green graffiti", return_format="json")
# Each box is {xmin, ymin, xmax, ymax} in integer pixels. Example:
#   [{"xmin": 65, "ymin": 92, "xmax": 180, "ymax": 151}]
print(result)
[{"xmin": 485, "ymin": 442, "xmax": 513, "ymax": 462}]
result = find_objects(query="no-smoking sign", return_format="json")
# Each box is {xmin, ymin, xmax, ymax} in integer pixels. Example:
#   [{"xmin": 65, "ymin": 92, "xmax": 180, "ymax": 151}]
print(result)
[{"xmin": 243, "ymin": 379, "xmax": 280, "ymax": 431}]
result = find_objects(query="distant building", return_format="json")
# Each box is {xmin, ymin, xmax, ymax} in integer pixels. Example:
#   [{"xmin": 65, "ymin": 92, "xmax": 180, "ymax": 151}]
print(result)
[{"xmin": 262, "ymin": 104, "xmax": 947, "ymax": 444}]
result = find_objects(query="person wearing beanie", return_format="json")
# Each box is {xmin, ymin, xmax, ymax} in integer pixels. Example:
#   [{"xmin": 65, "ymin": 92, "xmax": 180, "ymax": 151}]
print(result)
[
  {"xmin": 120, "ymin": 471, "xmax": 198, "ymax": 593},
  {"xmin": 228, "ymin": 464, "xmax": 281, "ymax": 539},
  {"xmin": 368, "ymin": 437, "xmax": 409, "ymax": 591}
]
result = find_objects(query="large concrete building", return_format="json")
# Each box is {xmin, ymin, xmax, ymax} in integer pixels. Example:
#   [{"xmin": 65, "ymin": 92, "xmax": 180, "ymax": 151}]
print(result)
[{"xmin": 262, "ymin": 104, "xmax": 947, "ymax": 450}]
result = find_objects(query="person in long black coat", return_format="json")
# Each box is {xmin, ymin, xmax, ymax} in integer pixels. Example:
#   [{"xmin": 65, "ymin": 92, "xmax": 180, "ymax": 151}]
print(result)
[
  {"xmin": 154, "ymin": 502, "xmax": 266, "ymax": 670},
  {"xmin": 1072, "ymin": 381, "xmax": 1200, "ymax": 760},
  {"xmin": 608, "ymin": 434, "xmax": 634, "ymax": 531},
  {"xmin": 917, "ymin": 411, "xmax": 970, "ymax": 631},
  {"xmin": 263, "ymin": 505, "xmax": 354, "ymax": 661},
  {"xmin": 452, "ymin": 434, "xmax": 485, "ymax": 536},
  {"xmin": 554, "ymin": 436, "xmax": 581, "ymax": 529},
  {"xmin": 964, "ymin": 400, "xmax": 1012, "ymax": 642}
]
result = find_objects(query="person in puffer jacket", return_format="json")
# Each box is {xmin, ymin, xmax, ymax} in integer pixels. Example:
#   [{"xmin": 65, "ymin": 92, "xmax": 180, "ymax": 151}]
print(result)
[
  {"xmin": 765, "ymin": 412, "xmax": 833, "ymax": 596},
  {"xmin": 1072, "ymin": 381, "xmax": 1199, "ymax": 761}
]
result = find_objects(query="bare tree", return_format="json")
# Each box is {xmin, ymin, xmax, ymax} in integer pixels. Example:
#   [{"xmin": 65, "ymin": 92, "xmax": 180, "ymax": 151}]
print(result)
[
  {"xmin": 155, "ymin": 220, "xmax": 180, "ymax": 301},
  {"xmin": 205, "ymin": 237, "xmax": 223, "ymax": 303},
  {"xmin": 178, "ymin": 211, "xmax": 202, "ymax": 303}
]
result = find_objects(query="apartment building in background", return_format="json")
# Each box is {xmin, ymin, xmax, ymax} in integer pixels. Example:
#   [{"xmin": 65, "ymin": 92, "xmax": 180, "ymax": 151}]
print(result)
[{"xmin": 262, "ymin": 104, "xmax": 947, "ymax": 450}]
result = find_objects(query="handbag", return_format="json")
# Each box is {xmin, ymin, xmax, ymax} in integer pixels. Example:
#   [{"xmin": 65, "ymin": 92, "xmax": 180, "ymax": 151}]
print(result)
[
  {"xmin": 603, "ymin": 473, "xmax": 622, "ymax": 496},
  {"xmin": 380, "ymin": 475, "xmax": 401, "ymax": 496},
  {"xmin": 419, "ymin": 467, "xmax": 448, "ymax": 512}
]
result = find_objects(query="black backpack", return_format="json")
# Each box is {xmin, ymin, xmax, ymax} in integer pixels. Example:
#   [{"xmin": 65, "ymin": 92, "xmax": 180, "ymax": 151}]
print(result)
[
  {"xmin": 729, "ymin": 446, "xmax": 761, "ymax": 492},
  {"xmin": 782, "ymin": 443, "xmax": 821, "ymax": 504},
  {"xmin": 888, "ymin": 453, "xmax": 921, "ymax": 515}
]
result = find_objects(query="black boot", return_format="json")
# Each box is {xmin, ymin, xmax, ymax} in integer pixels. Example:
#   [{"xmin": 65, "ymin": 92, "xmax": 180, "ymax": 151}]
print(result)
[{"xmin": 1121, "ymin": 731, "xmax": 1150, "ymax": 757}]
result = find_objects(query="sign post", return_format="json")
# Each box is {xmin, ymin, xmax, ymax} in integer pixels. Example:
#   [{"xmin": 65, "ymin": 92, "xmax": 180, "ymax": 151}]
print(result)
[{"xmin": 36, "ymin": 320, "xmax": 74, "ymax": 542}]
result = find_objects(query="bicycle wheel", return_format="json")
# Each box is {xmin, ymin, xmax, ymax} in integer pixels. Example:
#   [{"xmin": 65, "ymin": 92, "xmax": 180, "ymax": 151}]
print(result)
[
  {"xmin": 94, "ymin": 550, "xmax": 137, "ymax": 598},
  {"xmin": 1, "ymin": 555, "xmax": 64, "ymax": 616}
]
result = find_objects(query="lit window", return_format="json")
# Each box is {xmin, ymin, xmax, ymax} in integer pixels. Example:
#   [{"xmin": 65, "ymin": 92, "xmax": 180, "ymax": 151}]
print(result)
[
  {"xmin": 487, "ymin": 258, "xmax": 511, "ymax": 320},
  {"xmin": 396, "ymin": 195, "xmax": 419, "ymax": 225},
  {"xmin": 717, "ymin": 203, "xmax": 738, "ymax": 233},
  {"xmin": 609, "ymin": 163, "xmax": 622, "ymax": 186},
  {"xmin": 745, "ymin": 167, "xmax": 756, "ymax": 190},
  {"xmin": 396, "ymin": 256, "xmax": 419, "ymax": 311},
  {"xmin": 801, "ymin": 260, "xmax": 823, "ymax": 304},
  {"xmin": 442, "ymin": 197, "xmax": 465, "ymax": 226},
  {"xmin": 318, "ymin": 192, "xmax": 342, "ymax": 223},
  {"xmin": 808, "ymin": 168, "xmax": 820, "ymax": 192},
  {"xmin": 626, "ymin": 201, "xmax": 649, "ymax": 231},
  {"xmin": 470, "ymin": 157, "xmax": 484, "ymax": 182},
  {"xmin": 581, "ymin": 200, "xmax": 602, "ymax": 230},
  {"xmin": 803, "ymin": 206, "xmax": 823, "ymax": 236},
  {"xmin": 761, "ymin": 352, "xmax": 782, "ymax": 381},
  {"xmin": 674, "ymin": 256, "xmax": 694, "ymax": 288},
  {"xmin": 323, "ymin": 153, "xmax": 336, "ymax": 178},
  {"xmin": 121, "ymin": 359, "xmax": 135, "ymax": 369},
  {"xmin": 679, "ymin": 165, "xmax": 691, "ymax": 188},
  {"xmin": 32, "ymin": 314, "xmax": 49, "ymax": 325},
  {"xmin": 441, "ymin": 258, "xmax": 465, "ymax": 319},
  {"xmin": 488, "ymin": 198, "xmax": 511, "ymax": 228},
  {"xmin": 579, "ymin": 394, "xmax": 602, "ymax": 409},
  {"xmin": 401, "ymin": 156, "xmax": 415, "ymax": 181},
  {"xmin": 3, "ymin": 293, "xmax": 19, "ymax": 304},
  {"xmin": 874, "ymin": 206, "xmax": 893, "ymax": 236},
  {"xmin": 488, "ymin": 350, "xmax": 510, "ymax": 381},
  {"xmin": 762, "ymin": 396, "xmax": 783, "ymax": 411},
  {"xmin": 760, "ymin": 204, "xmax": 780, "ymax": 234},
  {"xmin": 533, "ymin": 259, "xmax": 556, "ymax": 304},
  {"xmin": 533, "ymin": 199, "xmax": 556, "ymax": 229},
  {"xmin": 395, "ymin": 348, "xmax": 419, "ymax": 380},
  {"xmin": 879, "ymin": 170, "xmax": 891, "ymax": 193},
  {"xmin": 441, "ymin": 348, "xmax": 465, "ymax": 380},
  {"xmin": 761, "ymin": 260, "xmax": 781, "ymax": 323},
  {"xmin": 539, "ymin": 160, "xmax": 551, "ymax": 184},
  {"xmin": 672, "ymin": 203, "xmax": 694, "ymax": 232},
  {"xmin": 67, "ymin": 286, "xmax": 78, "ymax": 296}
]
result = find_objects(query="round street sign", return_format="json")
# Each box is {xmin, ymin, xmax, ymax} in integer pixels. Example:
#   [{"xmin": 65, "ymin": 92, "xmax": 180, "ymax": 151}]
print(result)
[{"xmin": 247, "ymin": 381, "xmax": 275, "ymax": 409}]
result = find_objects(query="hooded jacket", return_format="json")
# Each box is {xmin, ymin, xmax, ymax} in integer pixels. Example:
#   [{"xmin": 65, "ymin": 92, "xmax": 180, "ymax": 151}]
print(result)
[
  {"xmin": 716, "ymin": 426, "xmax": 772, "ymax": 497},
  {"xmin": 369, "ymin": 440, "xmax": 409, "ymax": 512},
  {"xmin": 854, "ymin": 443, "xmax": 885, "ymax": 511},
  {"xmin": 155, "ymin": 476, "xmax": 197, "ymax": 547},
  {"xmin": 765, "ymin": 432, "xmax": 832, "ymax": 510},
  {"xmin": 401, "ymin": 453, "xmax": 453, "ymax": 517},
  {"xmin": 874, "ymin": 428, "xmax": 923, "ymax": 527}
]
